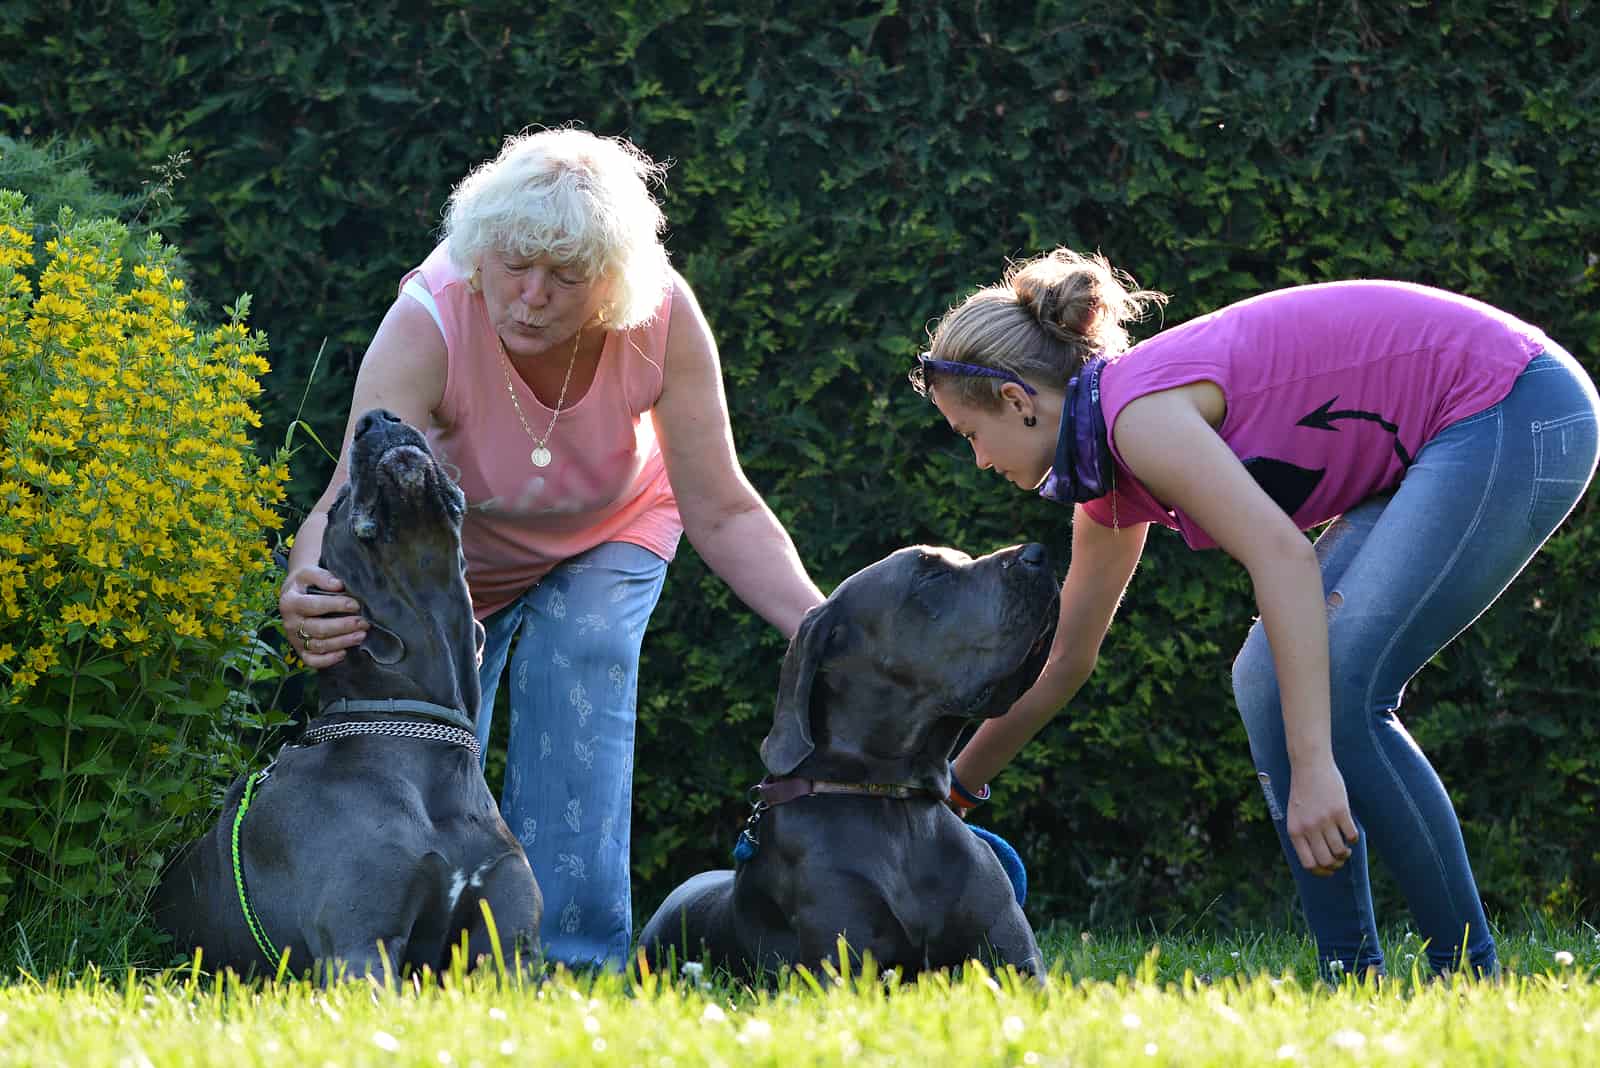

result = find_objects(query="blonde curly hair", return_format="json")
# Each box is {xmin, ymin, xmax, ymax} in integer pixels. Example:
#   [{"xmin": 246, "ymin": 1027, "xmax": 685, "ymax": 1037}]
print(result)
[{"xmin": 442, "ymin": 126, "xmax": 672, "ymax": 329}]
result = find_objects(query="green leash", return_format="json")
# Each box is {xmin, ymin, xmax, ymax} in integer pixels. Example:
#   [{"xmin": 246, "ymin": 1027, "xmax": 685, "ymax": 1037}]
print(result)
[{"xmin": 231, "ymin": 769, "xmax": 279, "ymax": 964}]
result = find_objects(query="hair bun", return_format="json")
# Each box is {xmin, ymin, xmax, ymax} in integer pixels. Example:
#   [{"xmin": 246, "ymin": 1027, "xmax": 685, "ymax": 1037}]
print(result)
[
  {"xmin": 1035, "ymin": 318, "xmax": 1087, "ymax": 346},
  {"xmin": 1008, "ymin": 248, "xmax": 1168, "ymax": 357}
]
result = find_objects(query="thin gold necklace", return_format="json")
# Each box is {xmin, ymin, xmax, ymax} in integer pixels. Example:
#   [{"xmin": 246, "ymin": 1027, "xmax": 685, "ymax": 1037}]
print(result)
[{"xmin": 498, "ymin": 329, "xmax": 582, "ymax": 468}]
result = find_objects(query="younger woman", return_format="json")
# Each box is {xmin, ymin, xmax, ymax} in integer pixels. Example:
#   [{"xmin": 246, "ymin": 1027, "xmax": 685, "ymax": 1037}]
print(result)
[{"xmin": 911, "ymin": 249, "xmax": 1599, "ymax": 978}]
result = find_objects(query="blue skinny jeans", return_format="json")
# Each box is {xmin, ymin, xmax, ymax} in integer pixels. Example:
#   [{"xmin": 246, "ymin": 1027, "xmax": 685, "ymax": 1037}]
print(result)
[
  {"xmin": 474, "ymin": 541, "xmax": 669, "ymax": 969},
  {"xmin": 1232, "ymin": 347, "xmax": 1599, "ymax": 978}
]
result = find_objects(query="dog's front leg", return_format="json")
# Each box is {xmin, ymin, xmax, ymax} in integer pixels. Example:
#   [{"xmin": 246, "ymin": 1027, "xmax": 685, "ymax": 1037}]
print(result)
[
  {"xmin": 461, "ymin": 853, "xmax": 544, "ymax": 972},
  {"xmin": 981, "ymin": 907, "xmax": 1045, "ymax": 982},
  {"xmin": 791, "ymin": 899, "xmax": 907, "ymax": 978},
  {"xmin": 303, "ymin": 894, "xmax": 419, "ymax": 985},
  {"xmin": 311, "ymin": 934, "xmax": 411, "ymax": 986}
]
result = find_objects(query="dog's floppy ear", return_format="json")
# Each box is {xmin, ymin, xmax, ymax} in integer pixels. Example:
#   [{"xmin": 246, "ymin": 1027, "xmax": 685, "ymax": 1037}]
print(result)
[{"xmin": 760, "ymin": 601, "xmax": 835, "ymax": 775}]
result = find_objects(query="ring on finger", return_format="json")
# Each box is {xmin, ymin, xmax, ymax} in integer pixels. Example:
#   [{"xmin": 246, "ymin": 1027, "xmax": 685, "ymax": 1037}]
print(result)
[{"xmin": 296, "ymin": 626, "xmax": 311, "ymax": 643}]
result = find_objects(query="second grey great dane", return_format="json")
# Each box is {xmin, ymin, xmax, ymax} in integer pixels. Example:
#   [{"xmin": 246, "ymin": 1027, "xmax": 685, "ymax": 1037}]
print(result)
[
  {"xmin": 639, "ymin": 542, "xmax": 1058, "ymax": 978},
  {"xmin": 152, "ymin": 409, "xmax": 542, "ymax": 980}
]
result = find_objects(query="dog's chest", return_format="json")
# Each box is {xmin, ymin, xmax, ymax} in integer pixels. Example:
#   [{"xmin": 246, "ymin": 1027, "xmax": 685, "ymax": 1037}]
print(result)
[{"xmin": 761, "ymin": 815, "xmax": 991, "ymax": 937}]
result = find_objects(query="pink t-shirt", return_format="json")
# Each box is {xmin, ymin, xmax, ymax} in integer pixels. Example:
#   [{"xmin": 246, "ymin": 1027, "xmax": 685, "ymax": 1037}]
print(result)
[
  {"xmin": 401, "ymin": 243, "xmax": 683, "ymax": 618},
  {"xmin": 1081, "ymin": 281, "xmax": 1548, "ymax": 548}
]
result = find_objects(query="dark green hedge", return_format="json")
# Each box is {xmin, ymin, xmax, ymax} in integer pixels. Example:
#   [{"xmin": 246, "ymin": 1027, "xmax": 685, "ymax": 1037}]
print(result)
[{"xmin": 6, "ymin": 0, "xmax": 1597, "ymax": 939}]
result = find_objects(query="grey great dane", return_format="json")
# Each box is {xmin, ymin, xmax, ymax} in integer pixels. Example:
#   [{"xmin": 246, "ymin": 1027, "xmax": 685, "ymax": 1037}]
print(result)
[
  {"xmin": 639, "ymin": 542, "xmax": 1057, "ymax": 979},
  {"xmin": 152, "ymin": 409, "xmax": 542, "ymax": 979}
]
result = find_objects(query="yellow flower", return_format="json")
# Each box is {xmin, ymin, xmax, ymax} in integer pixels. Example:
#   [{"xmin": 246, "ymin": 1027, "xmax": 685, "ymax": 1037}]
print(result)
[{"xmin": 0, "ymin": 196, "xmax": 287, "ymax": 705}]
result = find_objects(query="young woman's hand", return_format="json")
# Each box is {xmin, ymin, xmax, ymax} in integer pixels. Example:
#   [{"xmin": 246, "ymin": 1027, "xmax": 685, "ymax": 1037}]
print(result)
[{"xmin": 1286, "ymin": 758, "xmax": 1358, "ymax": 876}]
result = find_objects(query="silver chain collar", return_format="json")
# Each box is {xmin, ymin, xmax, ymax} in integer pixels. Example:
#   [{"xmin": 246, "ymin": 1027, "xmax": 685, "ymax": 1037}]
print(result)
[{"xmin": 300, "ymin": 720, "xmax": 481, "ymax": 761}]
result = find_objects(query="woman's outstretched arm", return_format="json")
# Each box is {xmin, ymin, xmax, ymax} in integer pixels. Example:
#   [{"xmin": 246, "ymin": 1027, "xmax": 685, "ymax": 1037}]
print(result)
[{"xmin": 954, "ymin": 508, "xmax": 1147, "ymax": 787}]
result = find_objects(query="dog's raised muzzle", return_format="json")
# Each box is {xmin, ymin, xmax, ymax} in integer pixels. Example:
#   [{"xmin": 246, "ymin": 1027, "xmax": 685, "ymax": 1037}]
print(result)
[{"xmin": 1001, "ymin": 542, "xmax": 1049, "ymax": 571}]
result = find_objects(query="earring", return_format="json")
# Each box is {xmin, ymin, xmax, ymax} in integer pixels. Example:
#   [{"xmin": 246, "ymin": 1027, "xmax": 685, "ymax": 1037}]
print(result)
[{"xmin": 1023, "ymin": 415, "xmax": 1038, "ymax": 427}]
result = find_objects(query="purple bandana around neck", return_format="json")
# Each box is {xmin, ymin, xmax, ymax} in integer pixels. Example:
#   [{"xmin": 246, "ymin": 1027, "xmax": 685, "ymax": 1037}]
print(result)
[{"xmin": 1037, "ymin": 356, "xmax": 1115, "ymax": 505}]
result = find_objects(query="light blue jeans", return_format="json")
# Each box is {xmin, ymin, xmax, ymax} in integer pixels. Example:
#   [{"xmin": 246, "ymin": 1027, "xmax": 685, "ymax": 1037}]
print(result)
[
  {"xmin": 475, "ymin": 541, "xmax": 669, "ymax": 968},
  {"xmin": 1232, "ymin": 347, "xmax": 1599, "ymax": 978}
]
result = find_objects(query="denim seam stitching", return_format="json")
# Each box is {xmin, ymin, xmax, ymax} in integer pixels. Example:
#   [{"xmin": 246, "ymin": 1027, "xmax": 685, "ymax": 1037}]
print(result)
[
  {"xmin": 1528, "ymin": 411, "xmax": 1596, "ymax": 431},
  {"xmin": 1527, "ymin": 419, "xmax": 1544, "ymax": 532}
]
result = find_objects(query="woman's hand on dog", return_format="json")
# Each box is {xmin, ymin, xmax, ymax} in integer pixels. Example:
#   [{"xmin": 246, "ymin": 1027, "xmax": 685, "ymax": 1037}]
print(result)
[{"xmin": 281, "ymin": 566, "xmax": 368, "ymax": 668}]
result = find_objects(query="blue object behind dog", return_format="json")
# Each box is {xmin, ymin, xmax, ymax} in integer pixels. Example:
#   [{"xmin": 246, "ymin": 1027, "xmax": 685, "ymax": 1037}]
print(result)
[{"xmin": 969, "ymin": 825, "xmax": 1027, "ymax": 907}]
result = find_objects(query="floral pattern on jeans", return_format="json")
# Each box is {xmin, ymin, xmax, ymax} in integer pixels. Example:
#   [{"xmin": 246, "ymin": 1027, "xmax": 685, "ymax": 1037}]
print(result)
[{"xmin": 474, "ymin": 541, "xmax": 669, "ymax": 968}]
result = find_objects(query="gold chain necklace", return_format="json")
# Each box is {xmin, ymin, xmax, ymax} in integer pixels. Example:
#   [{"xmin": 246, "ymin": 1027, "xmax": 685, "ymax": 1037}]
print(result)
[
  {"xmin": 497, "ymin": 329, "xmax": 581, "ymax": 468},
  {"xmin": 1111, "ymin": 465, "xmax": 1119, "ymax": 531}
]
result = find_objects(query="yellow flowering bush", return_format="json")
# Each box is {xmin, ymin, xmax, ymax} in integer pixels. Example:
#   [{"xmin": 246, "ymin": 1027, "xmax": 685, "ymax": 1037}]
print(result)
[{"xmin": 0, "ymin": 189, "xmax": 289, "ymax": 925}]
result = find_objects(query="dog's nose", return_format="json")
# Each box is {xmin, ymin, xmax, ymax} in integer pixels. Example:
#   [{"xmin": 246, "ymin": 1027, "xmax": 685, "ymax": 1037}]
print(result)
[{"xmin": 354, "ymin": 408, "xmax": 405, "ymax": 440}]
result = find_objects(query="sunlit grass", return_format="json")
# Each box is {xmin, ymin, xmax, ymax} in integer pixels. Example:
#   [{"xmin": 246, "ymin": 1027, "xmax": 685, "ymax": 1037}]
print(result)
[
  {"xmin": 1034, "ymin": 915, "xmax": 1600, "ymax": 986},
  {"xmin": 2, "ymin": 921, "xmax": 1597, "ymax": 1067}
]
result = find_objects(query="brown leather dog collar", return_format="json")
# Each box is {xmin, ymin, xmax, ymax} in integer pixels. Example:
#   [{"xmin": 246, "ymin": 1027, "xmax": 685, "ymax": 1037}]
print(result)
[{"xmin": 754, "ymin": 775, "xmax": 938, "ymax": 806}]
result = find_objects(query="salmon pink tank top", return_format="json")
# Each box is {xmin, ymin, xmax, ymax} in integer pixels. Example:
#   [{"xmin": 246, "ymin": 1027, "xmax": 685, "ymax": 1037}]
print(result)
[{"xmin": 401, "ymin": 243, "xmax": 682, "ymax": 618}]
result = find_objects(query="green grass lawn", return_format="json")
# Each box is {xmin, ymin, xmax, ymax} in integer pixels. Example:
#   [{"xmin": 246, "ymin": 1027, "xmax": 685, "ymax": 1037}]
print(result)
[{"xmin": 2, "ymin": 921, "xmax": 1596, "ymax": 1067}]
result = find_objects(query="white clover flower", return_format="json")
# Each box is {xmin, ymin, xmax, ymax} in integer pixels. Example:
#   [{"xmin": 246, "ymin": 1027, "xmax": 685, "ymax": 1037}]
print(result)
[{"xmin": 1330, "ymin": 1029, "xmax": 1367, "ymax": 1050}]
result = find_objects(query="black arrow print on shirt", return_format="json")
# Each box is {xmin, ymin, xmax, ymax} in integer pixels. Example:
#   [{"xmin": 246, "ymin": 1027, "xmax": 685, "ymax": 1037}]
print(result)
[
  {"xmin": 1241, "ymin": 457, "xmax": 1325, "ymax": 517},
  {"xmin": 1296, "ymin": 398, "xmax": 1414, "ymax": 466}
]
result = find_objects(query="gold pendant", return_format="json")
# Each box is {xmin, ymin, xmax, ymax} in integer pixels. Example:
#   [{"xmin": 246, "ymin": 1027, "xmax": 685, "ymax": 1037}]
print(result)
[{"xmin": 531, "ymin": 446, "xmax": 552, "ymax": 468}]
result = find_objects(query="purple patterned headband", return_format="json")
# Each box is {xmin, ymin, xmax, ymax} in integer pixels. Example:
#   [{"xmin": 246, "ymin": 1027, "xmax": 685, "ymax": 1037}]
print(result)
[{"xmin": 911, "ymin": 353, "xmax": 1039, "ymax": 396}]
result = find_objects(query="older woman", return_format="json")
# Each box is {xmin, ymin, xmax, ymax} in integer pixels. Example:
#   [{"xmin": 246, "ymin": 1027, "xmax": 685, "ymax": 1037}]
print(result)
[{"xmin": 280, "ymin": 127, "xmax": 824, "ymax": 967}]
